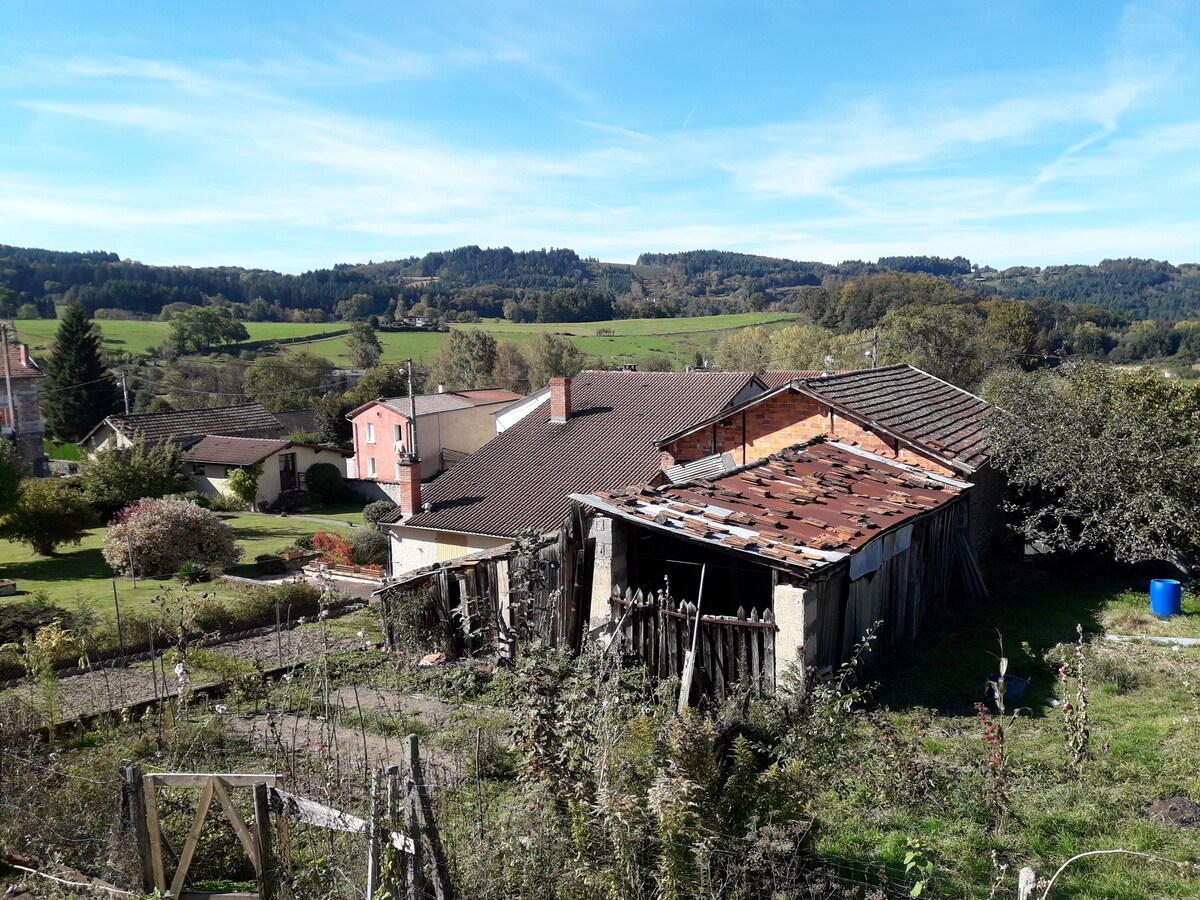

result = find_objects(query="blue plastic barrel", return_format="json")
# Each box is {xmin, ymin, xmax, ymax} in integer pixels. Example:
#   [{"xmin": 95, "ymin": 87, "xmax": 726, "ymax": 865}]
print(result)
[{"xmin": 1150, "ymin": 579, "xmax": 1182, "ymax": 618}]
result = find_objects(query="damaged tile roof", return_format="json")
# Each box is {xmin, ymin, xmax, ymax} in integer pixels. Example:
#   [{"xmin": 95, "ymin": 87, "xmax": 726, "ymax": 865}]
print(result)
[
  {"xmin": 801, "ymin": 365, "xmax": 994, "ymax": 471},
  {"xmin": 97, "ymin": 403, "xmax": 284, "ymax": 445},
  {"xmin": 758, "ymin": 370, "xmax": 832, "ymax": 389},
  {"xmin": 573, "ymin": 439, "xmax": 967, "ymax": 575},
  {"xmin": 383, "ymin": 370, "xmax": 760, "ymax": 536}
]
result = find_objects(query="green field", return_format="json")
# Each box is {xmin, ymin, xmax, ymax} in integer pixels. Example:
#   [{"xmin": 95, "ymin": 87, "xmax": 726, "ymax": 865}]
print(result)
[
  {"xmin": 0, "ymin": 512, "xmax": 352, "ymax": 621},
  {"xmin": 8, "ymin": 312, "xmax": 802, "ymax": 369}
]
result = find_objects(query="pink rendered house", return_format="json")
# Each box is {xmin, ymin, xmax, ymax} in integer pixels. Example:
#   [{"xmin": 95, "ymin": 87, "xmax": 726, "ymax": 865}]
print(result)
[{"xmin": 346, "ymin": 388, "xmax": 523, "ymax": 482}]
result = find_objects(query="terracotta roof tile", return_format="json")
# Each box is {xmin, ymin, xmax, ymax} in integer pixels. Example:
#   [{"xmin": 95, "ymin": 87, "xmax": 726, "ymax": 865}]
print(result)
[
  {"xmin": 2, "ymin": 342, "xmax": 43, "ymax": 379},
  {"xmin": 575, "ymin": 439, "xmax": 966, "ymax": 575},
  {"xmin": 185, "ymin": 435, "xmax": 291, "ymax": 466}
]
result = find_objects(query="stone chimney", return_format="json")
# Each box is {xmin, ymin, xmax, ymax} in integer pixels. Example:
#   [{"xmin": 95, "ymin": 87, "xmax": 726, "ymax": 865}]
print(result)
[
  {"xmin": 397, "ymin": 454, "xmax": 422, "ymax": 515},
  {"xmin": 549, "ymin": 377, "xmax": 572, "ymax": 423}
]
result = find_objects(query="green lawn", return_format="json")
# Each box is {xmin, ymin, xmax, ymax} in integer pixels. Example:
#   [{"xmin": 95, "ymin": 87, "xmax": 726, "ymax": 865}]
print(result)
[
  {"xmin": 0, "ymin": 512, "xmax": 351, "ymax": 622},
  {"xmin": 813, "ymin": 573, "xmax": 1200, "ymax": 898},
  {"xmin": 12, "ymin": 312, "xmax": 804, "ymax": 371}
]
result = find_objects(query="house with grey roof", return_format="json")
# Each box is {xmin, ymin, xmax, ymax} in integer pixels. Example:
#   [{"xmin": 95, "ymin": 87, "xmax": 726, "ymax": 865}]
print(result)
[
  {"xmin": 378, "ymin": 370, "xmax": 767, "ymax": 576},
  {"xmin": 80, "ymin": 403, "xmax": 289, "ymax": 456},
  {"xmin": 345, "ymin": 388, "xmax": 524, "ymax": 484}
]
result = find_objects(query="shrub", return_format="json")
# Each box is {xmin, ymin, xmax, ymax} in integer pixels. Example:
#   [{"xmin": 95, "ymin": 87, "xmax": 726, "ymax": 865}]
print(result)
[
  {"xmin": 293, "ymin": 533, "xmax": 316, "ymax": 551},
  {"xmin": 0, "ymin": 596, "xmax": 73, "ymax": 645},
  {"xmin": 0, "ymin": 478, "xmax": 99, "ymax": 555},
  {"xmin": 79, "ymin": 439, "xmax": 191, "ymax": 519},
  {"xmin": 363, "ymin": 499, "xmax": 398, "ymax": 529},
  {"xmin": 171, "ymin": 490, "xmax": 213, "ymax": 509},
  {"xmin": 305, "ymin": 462, "xmax": 345, "ymax": 503},
  {"xmin": 176, "ymin": 561, "xmax": 211, "ymax": 584},
  {"xmin": 225, "ymin": 464, "xmax": 262, "ymax": 509},
  {"xmin": 103, "ymin": 497, "xmax": 242, "ymax": 577},
  {"xmin": 311, "ymin": 530, "xmax": 353, "ymax": 566},
  {"xmin": 351, "ymin": 528, "xmax": 389, "ymax": 566},
  {"xmin": 255, "ymin": 553, "xmax": 286, "ymax": 575}
]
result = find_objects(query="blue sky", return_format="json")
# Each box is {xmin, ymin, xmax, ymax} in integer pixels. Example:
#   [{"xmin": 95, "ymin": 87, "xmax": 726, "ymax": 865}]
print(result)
[{"xmin": 1, "ymin": 1, "xmax": 1198, "ymax": 272}]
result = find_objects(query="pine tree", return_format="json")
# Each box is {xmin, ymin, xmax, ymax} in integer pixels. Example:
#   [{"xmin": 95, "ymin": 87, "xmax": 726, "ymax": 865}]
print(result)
[{"xmin": 42, "ymin": 305, "xmax": 120, "ymax": 441}]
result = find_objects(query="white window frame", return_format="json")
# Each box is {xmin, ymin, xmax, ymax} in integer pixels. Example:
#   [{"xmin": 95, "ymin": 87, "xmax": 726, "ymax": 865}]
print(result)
[
  {"xmin": 365, "ymin": 422, "xmax": 376, "ymax": 444},
  {"xmin": 367, "ymin": 456, "xmax": 377, "ymax": 478}
]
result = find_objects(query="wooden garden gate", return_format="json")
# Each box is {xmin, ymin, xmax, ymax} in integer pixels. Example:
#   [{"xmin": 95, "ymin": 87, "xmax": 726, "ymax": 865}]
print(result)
[{"xmin": 121, "ymin": 765, "xmax": 280, "ymax": 899}]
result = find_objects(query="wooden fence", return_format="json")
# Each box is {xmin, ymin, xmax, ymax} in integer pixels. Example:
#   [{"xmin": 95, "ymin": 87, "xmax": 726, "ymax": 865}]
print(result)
[{"xmin": 609, "ymin": 585, "xmax": 777, "ymax": 701}]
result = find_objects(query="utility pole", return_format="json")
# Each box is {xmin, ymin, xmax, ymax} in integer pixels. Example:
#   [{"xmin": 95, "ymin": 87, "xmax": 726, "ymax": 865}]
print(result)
[
  {"xmin": 870, "ymin": 329, "xmax": 879, "ymax": 369},
  {"xmin": 120, "ymin": 369, "xmax": 131, "ymax": 415},
  {"xmin": 406, "ymin": 357, "xmax": 419, "ymax": 462},
  {"xmin": 0, "ymin": 323, "xmax": 15, "ymax": 432}
]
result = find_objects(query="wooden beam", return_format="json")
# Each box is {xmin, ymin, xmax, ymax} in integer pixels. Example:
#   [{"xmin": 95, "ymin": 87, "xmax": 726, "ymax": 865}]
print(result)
[
  {"xmin": 213, "ymin": 778, "xmax": 259, "ymax": 869},
  {"xmin": 142, "ymin": 773, "xmax": 167, "ymax": 893},
  {"xmin": 150, "ymin": 773, "xmax": 279, "ymax": 788},
  {"xmin": 253, "ymin": 782, "xmax": 277, "ymax": 900},
  {"xmin": 121, "ymin": 763, "xmax": 154, "ymax": 892},
  {"xmin": 169, "ymin": 778, "xmax": 216, "ymax": 899}
]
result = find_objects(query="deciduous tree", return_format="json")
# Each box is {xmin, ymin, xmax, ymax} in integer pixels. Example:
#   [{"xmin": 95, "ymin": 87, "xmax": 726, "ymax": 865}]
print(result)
[
  {"xmin": 492, "ymin": 341, "xmax": 530, "ymax": 392},
  {"xmin": 346, "ymin": 322, "xmax": 383, "ymax": 368},
  {"xmin": 526, "ymin": 334, "xmax": 585, "ymax": 389},
  {"xmin": 242, "ymin": 352, "xmax": 334, "ymax": 411},
  {"xmin": 426, "ymin": 330, "xmax": 498, "ymax": 390},
  {"xmin": 984, "ymin": 363, "xmax": 1200, "ymax": 566},
  {"xmin": 1, "ymin": 479, "xmax": 98, "ymax": 555}
]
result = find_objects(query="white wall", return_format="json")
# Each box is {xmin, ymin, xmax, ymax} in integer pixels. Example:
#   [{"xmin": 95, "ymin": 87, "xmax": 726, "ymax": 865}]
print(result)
[
  {"xmin": 495, "ymin": 389, "xmax": 548, "ymax": 433},
  {"xmin": 388, "ymin": 524, "xmax": 508, "ymax": 577}
]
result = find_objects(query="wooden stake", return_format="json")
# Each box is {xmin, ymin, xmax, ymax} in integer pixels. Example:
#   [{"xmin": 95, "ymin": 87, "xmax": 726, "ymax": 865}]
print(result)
[
  {"xmin": 366, "ymin": 768, "xmax": 382, "ymax": 899},
  {"xmin": 120, "ymin": 763, "xmax": 154, "ymax": 892},
  {"xmin": 253, "ymin": 782, "xmax": 277, "ymax": 900},
  {"xmin": 677, "ymin": 563, "xmax": 706, "ymax": 714}
]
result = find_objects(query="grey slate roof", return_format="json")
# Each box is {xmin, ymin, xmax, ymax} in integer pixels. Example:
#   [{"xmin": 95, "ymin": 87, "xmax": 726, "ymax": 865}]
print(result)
[
  {"xmin": 99, "ymin": 403, "xmax": 284, "ymax": 445},
  {"xmin": 383, "ymin": 370, "xmax": 760, "ymax": 536}
]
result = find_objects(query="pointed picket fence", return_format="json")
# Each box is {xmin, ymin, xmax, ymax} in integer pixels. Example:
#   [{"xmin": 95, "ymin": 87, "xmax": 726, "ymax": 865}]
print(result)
[{"xmin": 609, "ymin": 585, "xmax": 776, "ymax": 700}]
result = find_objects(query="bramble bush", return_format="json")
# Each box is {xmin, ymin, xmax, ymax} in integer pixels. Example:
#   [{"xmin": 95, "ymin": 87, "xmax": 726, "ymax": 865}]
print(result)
[{"xmin": 103, "ymin": 497, "xmax": 241, "ymax": 577}]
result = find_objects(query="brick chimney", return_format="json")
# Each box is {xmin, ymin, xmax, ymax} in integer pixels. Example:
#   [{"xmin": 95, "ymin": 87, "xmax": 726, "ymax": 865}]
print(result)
[
  {"xmin": 397, "ymin": 454, "xmax": 422, "ymax": 515},
  {"xmin": 549, "ymin": 377, "xmax": 572, "ymax": 423}
]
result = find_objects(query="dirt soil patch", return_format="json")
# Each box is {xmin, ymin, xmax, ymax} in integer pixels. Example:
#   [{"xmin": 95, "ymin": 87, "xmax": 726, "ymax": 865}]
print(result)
[
  {"xmin": 225, "ymin": 707, "xmax": 460, "ymax": 778},
  {"xmin": 1146, "ymin": 796, "xmax": 1200, "ymax": 827},
  {"xmin": 328, "ymin": 684, "xmax": 457, "ymax": 729}
]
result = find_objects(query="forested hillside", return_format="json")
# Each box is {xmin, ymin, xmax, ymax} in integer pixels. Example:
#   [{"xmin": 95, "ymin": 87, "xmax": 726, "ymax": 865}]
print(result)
[{"xmin": 3, "ymin": 245, "xmax": 1200, "ymax": 373}]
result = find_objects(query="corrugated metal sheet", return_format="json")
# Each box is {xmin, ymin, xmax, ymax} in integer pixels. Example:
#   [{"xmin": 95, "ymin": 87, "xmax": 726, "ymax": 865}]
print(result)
[
  {"xmin": 664, "ymin": 452, "xmax": 736, "ymax": 484},
  {"xmin": 574, "ymin": 439, "xmax": 966, "ymax": 577},
  {"xmin": 384, "ymin": 370, "xmax": 760, "ymax": 535}
]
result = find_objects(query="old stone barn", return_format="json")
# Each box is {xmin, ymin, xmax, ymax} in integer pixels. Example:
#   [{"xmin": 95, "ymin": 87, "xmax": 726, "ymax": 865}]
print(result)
[{"xmin": 572, "ymin": 438, "xmax": 982, "ymax": 689}]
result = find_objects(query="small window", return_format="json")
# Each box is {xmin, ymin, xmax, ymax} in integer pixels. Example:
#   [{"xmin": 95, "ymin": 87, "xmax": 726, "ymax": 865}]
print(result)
[
  {"xmin": 367, "ymin": 457, "xmax": 377, "ymax": 478},
  {"xmin": 365, "ymin": 422, "xmax": 375, "ymax": 444},
  {"xmin": 192, "ymin": 463, "xmax": 206, "ymax": 476},
  {"xmin": 393, "ymin": 423, "xmax": 403, "ymax": 446}
]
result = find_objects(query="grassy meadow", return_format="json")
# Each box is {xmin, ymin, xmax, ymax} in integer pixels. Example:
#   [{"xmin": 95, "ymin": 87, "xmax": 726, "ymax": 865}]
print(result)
[
  {"xmin": 8, "ymin": 311, "xmax": 802, "ymax": 368},
  {"xmin": 0, "ymin": 512, "xmax": 353, "ymax": 623}
]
